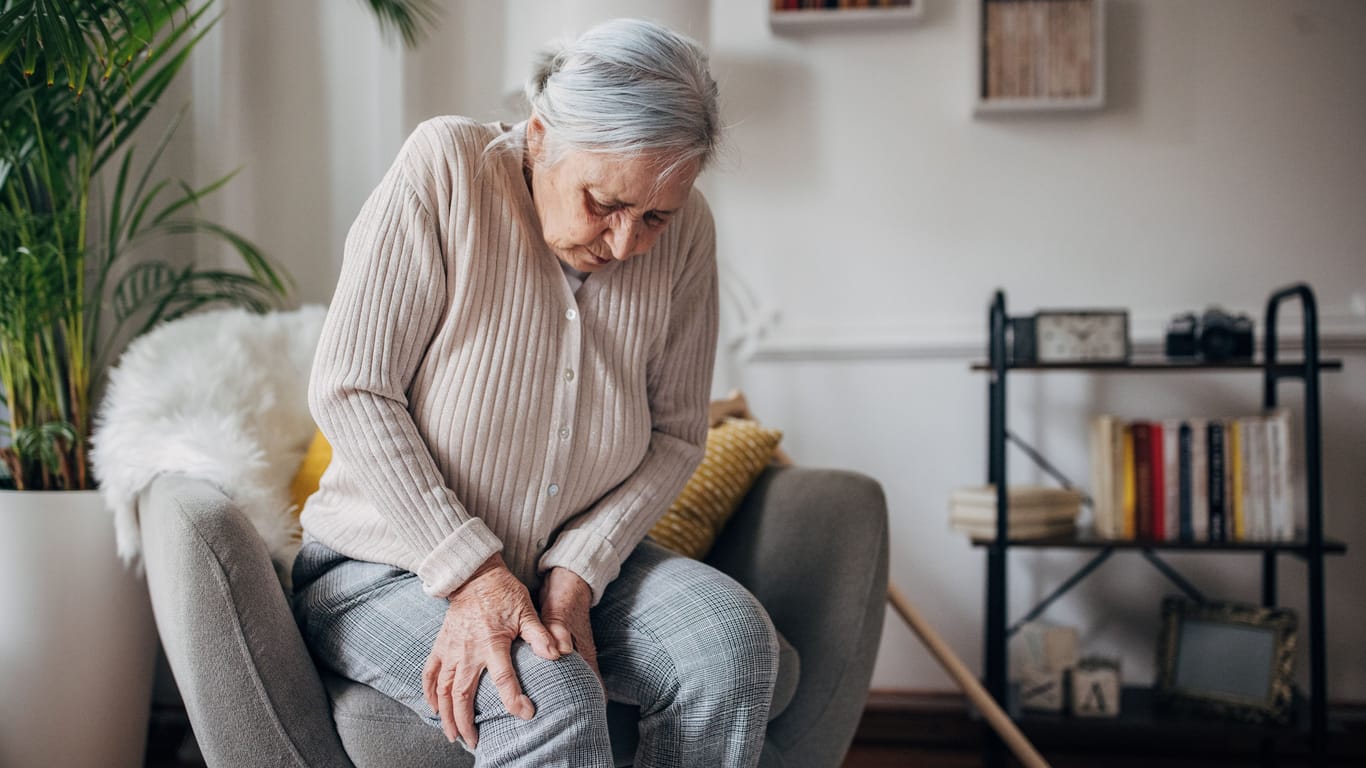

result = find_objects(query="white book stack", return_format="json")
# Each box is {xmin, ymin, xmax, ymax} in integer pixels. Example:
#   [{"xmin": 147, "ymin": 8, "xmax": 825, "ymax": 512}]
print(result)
[{"xmin": 949, "ymin": 485, "xmax": 1084, "ymax": 541}]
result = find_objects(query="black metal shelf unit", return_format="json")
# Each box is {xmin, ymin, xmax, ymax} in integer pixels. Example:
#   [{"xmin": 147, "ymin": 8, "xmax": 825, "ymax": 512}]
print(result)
[{"xmin": 977, "ymin": 283, "xmax": 1345, "ymax": 765}]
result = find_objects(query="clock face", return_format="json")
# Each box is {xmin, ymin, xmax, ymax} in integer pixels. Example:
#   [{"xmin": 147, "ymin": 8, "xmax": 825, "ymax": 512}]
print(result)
[{"xmin": 1036, "ymin": 312, "xmax": 1128, "ymax": 363}]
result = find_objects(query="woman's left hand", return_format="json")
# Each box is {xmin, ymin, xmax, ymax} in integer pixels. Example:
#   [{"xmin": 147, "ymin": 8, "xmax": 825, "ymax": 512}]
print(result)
[{"xmin": 539, "ymin": 567, "xmax": 600, "ymax": 683}]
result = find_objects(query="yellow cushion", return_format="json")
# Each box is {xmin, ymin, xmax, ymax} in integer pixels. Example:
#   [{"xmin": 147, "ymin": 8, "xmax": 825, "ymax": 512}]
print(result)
[
  {"xmin": 289, "ymin": 430, "xmax": 332, "ymax": 514},
  {"xmin": 649, "ymin": 418, "xmax": 783, "ymax": 559},
  {"xmin": 287, "ymin": 416, "xmax": 784, "ymax": 559}
]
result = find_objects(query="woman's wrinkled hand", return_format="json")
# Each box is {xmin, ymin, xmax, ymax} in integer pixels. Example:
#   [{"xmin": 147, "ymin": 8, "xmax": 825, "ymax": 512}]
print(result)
[
  {"xmin": 422, "ymin": 554, "xmax": 560, "ymax": 748},
  {"xmin": 539, "ymin": 566, "xmax": 600, "ymax": 683}
]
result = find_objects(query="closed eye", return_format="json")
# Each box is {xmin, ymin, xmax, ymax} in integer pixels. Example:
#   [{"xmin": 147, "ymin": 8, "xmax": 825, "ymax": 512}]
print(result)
[
  {"xmin": 585, "ymin": 189, "xmax": 671, "ymax": 229},
  {"xmin": 585, "ymin": 191, "xmax": 620, "ymax": 218}
]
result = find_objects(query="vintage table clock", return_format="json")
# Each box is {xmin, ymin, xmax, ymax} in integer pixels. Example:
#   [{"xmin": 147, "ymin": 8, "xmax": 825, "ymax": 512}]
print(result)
[{"xmin": 1011, "ymin": 309, "xmax": 1130, "ymax": 365}]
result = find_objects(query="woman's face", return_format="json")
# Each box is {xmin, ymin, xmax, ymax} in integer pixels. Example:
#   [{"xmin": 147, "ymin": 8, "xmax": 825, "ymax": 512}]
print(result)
[{"xmin": 526, "ymin": 117, "xmax": 699, "ymax": 273}]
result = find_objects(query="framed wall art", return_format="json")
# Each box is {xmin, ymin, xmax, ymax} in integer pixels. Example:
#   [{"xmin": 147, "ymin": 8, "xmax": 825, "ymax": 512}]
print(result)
[
  {"xmin": 770, "ymin": 0, "xmax": 923, "ymax": 32},
  {"xmin": 974, "ymin": 0, "xmax": 1105, "ymax": 114}
]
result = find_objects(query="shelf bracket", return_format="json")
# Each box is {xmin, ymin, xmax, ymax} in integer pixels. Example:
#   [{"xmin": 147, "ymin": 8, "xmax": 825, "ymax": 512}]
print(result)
[
  {"xmin": 1007, "ymin": 548, "xmax": 1114, "ymax": 637},
  {"xmin": 1139, "ymin": 549, "xmax": 1206, "ymax": 603},
  {"xmin": 1005, "ymin": 430, "xmax": 1094, "ymax": 507}
]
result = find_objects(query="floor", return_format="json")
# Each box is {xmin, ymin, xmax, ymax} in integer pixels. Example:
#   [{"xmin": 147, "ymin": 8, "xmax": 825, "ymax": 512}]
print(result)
[
  {"xmin": 843, "ymin": 743, "xmax": 1366, "ymax": 767},
  {"xmin": 148, "ymin": 730, "xmax": 1360, "ymax": 768},
  {"xmin": 843, "ymin": 745, "xmax": 978, "ymax": 767},
  {"xmin": 146, "ymin": 721, "xmax": 995, "ymax": 767},
  {"xmin": 842, "ymin": 745, "xmax": 1366, "ymax": 767},
  {"xmin": 147, "ymin": 702, "xmax": 1366, "ymax": 767}
]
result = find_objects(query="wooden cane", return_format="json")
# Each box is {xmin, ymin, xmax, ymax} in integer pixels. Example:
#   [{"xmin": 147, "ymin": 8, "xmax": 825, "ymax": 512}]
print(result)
[
  {"xmin": 887, "ymin": 584, "xmax": 1051, "ymax": 768},
  {"xmin": 706, "ymin": 393, "xmax": 1047, "ymax": 765}
]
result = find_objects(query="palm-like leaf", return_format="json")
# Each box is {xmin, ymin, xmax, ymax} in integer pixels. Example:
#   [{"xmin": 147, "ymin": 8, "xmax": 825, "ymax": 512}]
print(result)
[
  {"xmin": 2, "ymin": 0, "xmax": 428, "ymax": 490},
  {"xmin": 15, "ymin": 420, "xmax": 76, "ymax": 475},
  {"xmin": 111, "ymin": 260, "xmax": 175, "ymax": 321},
  {"xmin": 357, "ymin": 0, "xmax": 440, "ymax": 47},
  {"xmin": 92, "ymin": 107, "xmax": 291, "ymax": 373},
  {"xmin": 0, "ymin": 2, "xmax": 189, "ymax": 93},
  {"xmin": 0, "ymin": 0, "xmax": 291, "ymax": 490}
]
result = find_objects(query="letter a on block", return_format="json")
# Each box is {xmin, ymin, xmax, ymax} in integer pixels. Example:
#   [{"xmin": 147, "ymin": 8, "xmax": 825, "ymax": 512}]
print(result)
[{"xmin": 1079, "ymin": 681, "xmax": 1106, "ymax": 714}]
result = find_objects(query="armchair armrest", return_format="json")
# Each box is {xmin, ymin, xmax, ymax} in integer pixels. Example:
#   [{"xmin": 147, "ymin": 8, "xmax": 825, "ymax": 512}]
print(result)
[
  {"xmin": 138, "ymin": 474, "xmax": 354, "ymax": 768},
  {"xmin": 706, "ymin": 465, "xmax": 888, "ymax": 768}
]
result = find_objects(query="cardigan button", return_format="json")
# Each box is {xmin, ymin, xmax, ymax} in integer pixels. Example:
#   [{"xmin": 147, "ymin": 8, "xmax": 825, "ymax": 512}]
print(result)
[
  {"xmin": 547, "ymin": 483, "xmax": 560, "ymax": 497},
  {"xmin": 563, "ymin": 368, "xmax": 575, "ymax": 382},
  {"xmin": 566, "ymin": 308, "xmax": 578, "ymax": 320}
]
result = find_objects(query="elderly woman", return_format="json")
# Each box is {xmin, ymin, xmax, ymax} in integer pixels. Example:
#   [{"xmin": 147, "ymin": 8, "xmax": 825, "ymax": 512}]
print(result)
[{"xmin": 291, "ymin": 18, "xmax": 779, "ymax": 768}]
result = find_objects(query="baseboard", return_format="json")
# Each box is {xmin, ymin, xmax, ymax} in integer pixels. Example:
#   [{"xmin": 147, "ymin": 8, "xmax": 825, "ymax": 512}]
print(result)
[
  {"xmin": 856, "ymin": 690, "xmax": 983, "ymax": 748},
  {"xmin": 855, "ymin": 689, "xmax": 1366, "ymax": 760}
]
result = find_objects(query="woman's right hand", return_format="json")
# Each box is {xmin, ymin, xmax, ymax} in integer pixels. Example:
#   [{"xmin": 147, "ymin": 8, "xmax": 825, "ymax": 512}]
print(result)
[{"xmin": 422, "ymin": 554, "xmax": 561, "ymax": 748}]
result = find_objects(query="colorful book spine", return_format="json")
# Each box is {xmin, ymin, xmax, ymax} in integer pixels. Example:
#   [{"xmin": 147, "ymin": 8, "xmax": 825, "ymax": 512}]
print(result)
[
  {"xmin": 1208, "ymin": 421, "xmax": 1226, "ymax": 542},
  {"xmin": 1131, "ymin": 423, "xmax": 1153, "ymax": 540},
  {"xmin": 1150, "ymin": 421, "xmax": 1165, "ymax": 541},
  {"xmin": 1178, "ymin": 422, "xmax": 1193, "ymax": 542},
  {"xmin": 1162, "ymin": 419, "xmax": 1181, "ymax": 541},
  {"xmin": 1267, "ymin": 408, "xmax": 1293, "ymax": 540},
  {"xmin": 1090, "ymin": 415, "xmax": 1117, "ymax": 538},
  {"xmin": 1121, "ymin": 424, "xmax": 1136, "ymax": 539},
  {"xmin": 1189, "ymin": 418, "xmax": 1209, "ymax": 542},
  {"xmin": 1111, "ymin": 417, "xmax": 1127, "ymax": 539},
  {"xmin": 1251, "ymin": 412, "xmax": 1267, "ymax": 538},
  {"xmin": 1230, "ymin": 420, "xmax": 1245, "ymax": 541}
]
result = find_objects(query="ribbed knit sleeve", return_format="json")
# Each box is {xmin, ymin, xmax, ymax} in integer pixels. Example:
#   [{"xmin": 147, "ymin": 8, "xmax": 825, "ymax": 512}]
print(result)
[
  {"xmin": 538, "ymin": 195, "xmax": 719, "ymax": 604},
  {"xmin": 308, "ymin": 136, "xmax": 502, "ymax": 599}
]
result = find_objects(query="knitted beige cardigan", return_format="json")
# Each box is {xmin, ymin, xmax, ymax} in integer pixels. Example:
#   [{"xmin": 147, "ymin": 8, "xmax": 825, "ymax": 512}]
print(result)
[{"xmin": 300, "ymin": 118, "xmax": 718, "ymax": 604}]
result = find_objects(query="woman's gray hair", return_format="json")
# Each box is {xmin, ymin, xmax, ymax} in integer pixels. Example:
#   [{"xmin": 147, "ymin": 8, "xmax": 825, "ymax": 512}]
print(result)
[{"xmin": 492, "ymin": 18, "xmax": 720, "ymax": 180}]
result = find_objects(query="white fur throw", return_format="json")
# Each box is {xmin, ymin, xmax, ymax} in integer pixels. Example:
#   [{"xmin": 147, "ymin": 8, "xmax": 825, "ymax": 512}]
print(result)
[{"xmin": 92, "ymin": 306, "xmax": 326, "ymax": 572}]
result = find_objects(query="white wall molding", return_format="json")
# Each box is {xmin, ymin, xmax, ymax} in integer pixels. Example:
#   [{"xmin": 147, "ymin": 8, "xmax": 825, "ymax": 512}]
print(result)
[{"xmin": 744, "ymin": 311, "xmax": 1366, "ymax": 363}]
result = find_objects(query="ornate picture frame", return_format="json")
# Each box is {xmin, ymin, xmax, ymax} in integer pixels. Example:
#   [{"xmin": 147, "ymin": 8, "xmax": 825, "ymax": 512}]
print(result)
[{"xmin": 1154, "ymin": 597, "xmax": 1298, "ymax": 724}]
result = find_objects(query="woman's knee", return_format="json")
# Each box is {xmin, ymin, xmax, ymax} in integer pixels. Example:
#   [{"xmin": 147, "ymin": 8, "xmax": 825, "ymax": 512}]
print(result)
[
  {"xmin": 684, "ymin": 582, "xmax": 780, "ymax": 690},
  {"xmin": 614, "ymin": 550, "xmax": 781, "ymax": 696},
  {"xmin": 485, "ymin": 643, "xmax": 607, "ymax": 723},
  {"xmin": 466, "ymin": 646, "xmax": 612, "ymax": 763}
]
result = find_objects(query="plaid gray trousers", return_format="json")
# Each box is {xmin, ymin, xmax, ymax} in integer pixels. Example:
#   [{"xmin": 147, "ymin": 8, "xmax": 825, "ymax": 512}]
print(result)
[{"xmin": 292, "ymin": 539, "xmax": 779, "ymax": 767}]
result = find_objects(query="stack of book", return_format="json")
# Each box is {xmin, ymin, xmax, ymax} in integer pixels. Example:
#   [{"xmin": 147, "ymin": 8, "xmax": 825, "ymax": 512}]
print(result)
[
  {"xmin": 950, "ymin": 485, "xmax": 1083, "ymax": 541},
  {"xmin": 982, "ymin": 0, "xmax": 1096, "ymax": 101},
  {"xmin": 1089, "ymin": 410, "xmax": 1295, "ymax": 543}
]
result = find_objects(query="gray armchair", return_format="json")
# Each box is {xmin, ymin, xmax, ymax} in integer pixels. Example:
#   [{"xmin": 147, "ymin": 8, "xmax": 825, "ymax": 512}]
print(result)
[{"xmin": 138, "ymin": 464, "xmax": 887, "ymax": 768}]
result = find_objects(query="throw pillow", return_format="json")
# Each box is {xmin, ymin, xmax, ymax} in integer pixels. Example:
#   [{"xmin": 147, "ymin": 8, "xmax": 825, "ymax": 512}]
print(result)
[
  {"xmin": 289, "ymin": 430, "xmax": 332, "ymax": 514},
  {"xmin": 648, "ymin": 418, "xmax": 783, "ymax": 559},
  {"xmin": 287, "ymin": 415, "xmax": 785, "ymax": 560}
]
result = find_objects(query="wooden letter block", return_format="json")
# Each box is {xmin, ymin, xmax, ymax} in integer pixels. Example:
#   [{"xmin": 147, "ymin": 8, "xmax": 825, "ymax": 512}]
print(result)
[
  {"xmin": 1042, "ymin": 626, "xmax": 1079, "ymax": 672},
  {"xmin": 1012, "ymin": 622, "xmax": 1079, "ymax": 677},
  {"xmin": 1071, "ymin": 657, "xmax": 1121, "ymax": 718},
  {"xmin": 1019, "ymin": 666, "xmax": 1066, "ymax": 713}
]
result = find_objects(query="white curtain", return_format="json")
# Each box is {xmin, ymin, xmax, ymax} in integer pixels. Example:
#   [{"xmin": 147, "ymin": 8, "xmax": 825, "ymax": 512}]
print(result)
[
  {"xmin": 180, "ymin": 0, "xmax": 752, "ymax": 395},
  {"xmin": 182, "ymin": 0, "xmax": 709, "ymax": 305}
]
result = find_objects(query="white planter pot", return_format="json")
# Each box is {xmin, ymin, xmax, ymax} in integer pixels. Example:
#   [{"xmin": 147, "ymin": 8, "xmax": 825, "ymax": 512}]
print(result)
[{"xmin": 0, "ymin": 489, "xmax": 157, "ymax": 768}]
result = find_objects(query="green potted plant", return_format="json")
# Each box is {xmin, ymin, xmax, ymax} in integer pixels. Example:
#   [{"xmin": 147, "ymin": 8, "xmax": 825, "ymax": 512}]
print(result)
[
  {"xmin": 0, "ymin": 4, "xmax": 288, "ymax": 764},
  {"xmin": 0, "ymin": 2, "xmax": 436, "ymax": 765}
]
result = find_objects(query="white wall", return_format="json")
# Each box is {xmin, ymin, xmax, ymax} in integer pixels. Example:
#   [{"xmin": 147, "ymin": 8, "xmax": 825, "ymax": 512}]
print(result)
[
  {"xmin": 187, "ymin": 0, "xmax": 1366, "ymax": 699},
  {"xmin": 703, "ymin": 0, "xmax": 1366, "ymax": 700}
]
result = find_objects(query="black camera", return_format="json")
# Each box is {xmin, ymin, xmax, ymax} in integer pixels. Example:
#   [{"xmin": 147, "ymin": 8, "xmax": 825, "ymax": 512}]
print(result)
[{"xmin": 1165, "ymin": 308, "xmax": 1255, "ymax": 362}]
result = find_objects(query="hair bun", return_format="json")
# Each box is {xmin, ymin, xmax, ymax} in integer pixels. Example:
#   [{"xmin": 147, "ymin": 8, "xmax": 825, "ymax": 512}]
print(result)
[
  {"xmin": 511, "ymin": 19, "xmax": 721, "ymax": 172},
  {"xmin": 526, "ymin": 44, "xmax": 564, "ymax": 102}
]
